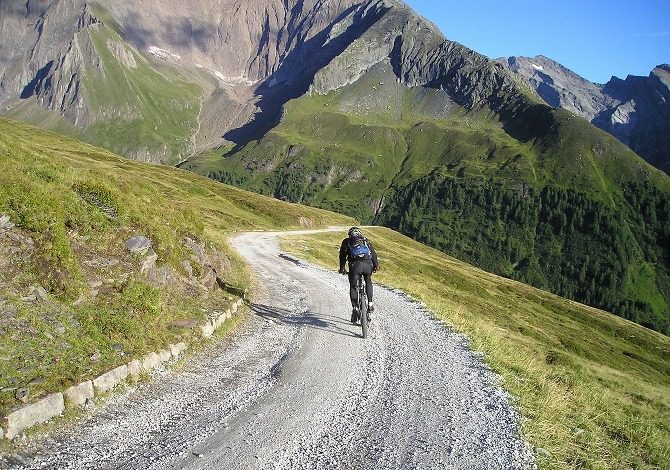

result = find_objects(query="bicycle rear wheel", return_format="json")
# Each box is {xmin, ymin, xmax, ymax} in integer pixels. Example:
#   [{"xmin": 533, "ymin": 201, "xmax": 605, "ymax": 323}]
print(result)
[{"xmin": 359, "ymin": 283, "xmax": 368, "ymax": 339}]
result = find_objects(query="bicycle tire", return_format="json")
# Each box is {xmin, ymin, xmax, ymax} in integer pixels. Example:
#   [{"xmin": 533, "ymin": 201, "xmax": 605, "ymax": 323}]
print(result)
[{"xmin": 359, "ymin": 278, "xmax": 368, "ymax": 339}]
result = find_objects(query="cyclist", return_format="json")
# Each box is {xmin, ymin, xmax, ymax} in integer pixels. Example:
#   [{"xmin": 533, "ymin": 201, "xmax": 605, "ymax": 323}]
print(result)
[{"xmin": 338, "ymin": 227, "xmax": 379, "ymax": 323}]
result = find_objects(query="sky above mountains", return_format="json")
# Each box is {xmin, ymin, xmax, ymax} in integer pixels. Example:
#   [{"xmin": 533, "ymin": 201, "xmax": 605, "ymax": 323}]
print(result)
[{"xmin": 404, "ymin": 0, "xmax": 670, "ymax": 84}]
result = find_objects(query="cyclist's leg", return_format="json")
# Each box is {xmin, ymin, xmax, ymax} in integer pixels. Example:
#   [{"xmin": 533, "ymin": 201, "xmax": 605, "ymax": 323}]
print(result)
[
  {"xmin": 361, "ymin": 262, "xmax": 373, "ymax": 303},
  {"xmin": 347, "ymin": 264, "xmax": 359, "ymax": 307}
]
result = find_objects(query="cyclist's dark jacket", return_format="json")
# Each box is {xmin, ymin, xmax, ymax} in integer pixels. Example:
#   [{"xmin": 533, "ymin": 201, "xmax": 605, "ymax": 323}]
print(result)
[{"xmin": 339, "ymin": 236, "xmax": 379, "ymax": 271}]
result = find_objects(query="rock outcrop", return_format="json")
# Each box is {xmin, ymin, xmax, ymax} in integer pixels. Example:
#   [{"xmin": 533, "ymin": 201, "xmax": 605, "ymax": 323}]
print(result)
[{"xmin": 501, "ymin": 56, "xmax": 670, "ymax": 174}]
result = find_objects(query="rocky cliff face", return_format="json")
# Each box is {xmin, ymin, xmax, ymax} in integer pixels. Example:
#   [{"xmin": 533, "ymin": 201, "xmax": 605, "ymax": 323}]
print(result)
[
  {"xmin": 0, "ymin": 0, "xmax": 95, "ymax": 120},
  {"xmin": 501, "ymin": 56, "xmax": 670, "ymax": 174}
]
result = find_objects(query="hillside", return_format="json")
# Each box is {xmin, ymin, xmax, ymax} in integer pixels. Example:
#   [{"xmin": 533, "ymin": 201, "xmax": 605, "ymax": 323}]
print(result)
[
  {"xmin": 0, "ymin": 118, "xmax": 354, "ymax": 418},
  {"xmin": 282, "ymin": 228, "xmax": 670, "ymax": 469}
]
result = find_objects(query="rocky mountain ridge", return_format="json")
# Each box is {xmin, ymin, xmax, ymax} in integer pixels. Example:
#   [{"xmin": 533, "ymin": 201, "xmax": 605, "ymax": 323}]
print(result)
[
  {"xmin": 500, "ymin": 56, "xmax": 670, "ymax": 174},
  {"xmin": 0, "ymin": 0, "xmax": 539, "ymax": 161}
]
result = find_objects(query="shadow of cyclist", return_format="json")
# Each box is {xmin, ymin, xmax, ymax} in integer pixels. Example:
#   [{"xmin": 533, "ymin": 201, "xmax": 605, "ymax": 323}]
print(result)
[{"xmin": 251, "ymin": 303, "xmax": 359, "ymax": 338}]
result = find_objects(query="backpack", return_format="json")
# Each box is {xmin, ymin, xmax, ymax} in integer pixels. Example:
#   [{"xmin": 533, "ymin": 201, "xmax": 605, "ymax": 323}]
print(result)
[{"xmin": 348, "ymin": 236, "xmax": 372, "ymax": 260}]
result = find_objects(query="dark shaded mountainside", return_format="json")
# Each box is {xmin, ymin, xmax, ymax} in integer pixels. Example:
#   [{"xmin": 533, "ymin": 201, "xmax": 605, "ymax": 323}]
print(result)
[
  {"xmin": 1, "ymin": 0, "xmax": 669, "ymax": 334},
  {"xmin": 500, "ymin": 56, "xmax": 670, "ymax": 175}
]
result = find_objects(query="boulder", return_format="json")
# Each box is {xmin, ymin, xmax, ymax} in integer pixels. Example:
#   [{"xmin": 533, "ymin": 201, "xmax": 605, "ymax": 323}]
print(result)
[
  {"xmin": 2, "ymin": 393, "xmax": 64, "ymax": 439},
  {"xmin": 20, "ymin": 285, "xmax": 50, "ymax": 304},
  {"xmin": 92, "ymin": 365, "xmax": 129, "ymax": 394},
  {"xmin": 0, "ymin": 214, "xmax": 14, "ymax": 230},
  {"xmin": 140, "ymin": 248, "xmax": 158, "ymax": 274},
  {"xmin": 181, "ymin": 260, "xmax": 193, "ymax": 278},
  {"xmin": 125, "ymin": 236, "xmax": 152, "ymax": 254},
  {"xmin": 65, "ymin": 381, "xmax": 94, "ymax": 407},
  {"xmin": 15, "ymin": 387, "xmax": 29, "ymax": 404},
  {"xmin": 184, "ymin": 237, "xmax": 207, "ymax": 268},
  {"xmin": 201, "ymin": 267, "xmax": 218, "ymax": 290}
]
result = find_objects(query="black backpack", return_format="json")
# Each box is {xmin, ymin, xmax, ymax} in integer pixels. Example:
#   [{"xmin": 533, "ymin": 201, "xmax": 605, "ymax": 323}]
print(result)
[{"xmin": 348, "ymin": 236, "xmax": 372, "ymax": 260}]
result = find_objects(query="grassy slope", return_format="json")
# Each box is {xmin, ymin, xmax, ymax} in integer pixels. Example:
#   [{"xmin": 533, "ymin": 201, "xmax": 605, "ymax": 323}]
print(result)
[
  {"xmin": 82, "ymin": 25, "xmax": 202, "ymax": 164},
  {"xmin": 0, "ymin": 118, "xmax": 354, "ymax": 417},
  {"xmin": 282, "ymin": 228, "xmax": 670, "ymax": 469}
]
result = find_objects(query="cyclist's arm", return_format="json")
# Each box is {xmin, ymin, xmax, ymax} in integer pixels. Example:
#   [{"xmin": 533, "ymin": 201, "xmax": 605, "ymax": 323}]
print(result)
[
  {"xmin": 369, "ymin": 242, "xmax": 379, "ymax": 271},
  {"xmin": 338, "ymin": 238, "xmax": 348, "ymax": 271}
]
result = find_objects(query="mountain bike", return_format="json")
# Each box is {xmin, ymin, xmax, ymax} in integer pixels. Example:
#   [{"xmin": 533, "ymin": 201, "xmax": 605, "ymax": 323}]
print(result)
[{"xmin": 355, "ymin": 273, "xmax": 370, "ymax": 339}]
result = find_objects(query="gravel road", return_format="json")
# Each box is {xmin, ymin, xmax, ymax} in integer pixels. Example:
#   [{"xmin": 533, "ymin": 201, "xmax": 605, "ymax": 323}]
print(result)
[{"xmin": 4, "ymin": 230, "xmax": 535, "ymax": 469}]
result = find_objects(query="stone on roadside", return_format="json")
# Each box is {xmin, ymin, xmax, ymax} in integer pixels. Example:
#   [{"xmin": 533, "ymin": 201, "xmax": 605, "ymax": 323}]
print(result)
[
  {"xmin": 201, "ymin": 322, "xmax": 214, "ymax": 338},
  {"xmin": 142, "ymin": 352, "xmax": 160, "ymax": 371},
  {"xmin": 2, "ymin": 393, "xmax": 64, "ymax": 440},
  {"xmin": 65, "ymin": 381, "xmax": 94, "ymax": 407},
  {"xmin": 158, "ymin": 349, "xmax": 171, "ymax": 363},
  {"xmin": 127, "ymin": 360, "xmax": 142, "ymax": 378},
  {"xmin": 125, "ymin": 236, "xmax": 152, "ymax": 254},
  {"xmin": 169, "ymin": 343, "xmax": 187, "ymax": 358},
  {"xmin": 92, "ymin": 365, "xmax": 129, "ymax": 394}
]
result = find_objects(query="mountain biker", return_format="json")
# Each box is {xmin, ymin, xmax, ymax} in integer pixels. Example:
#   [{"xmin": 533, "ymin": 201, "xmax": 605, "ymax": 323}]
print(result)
[{"xmin": 338, "ymin": 227, "xmax": 379, "ymax": 323}]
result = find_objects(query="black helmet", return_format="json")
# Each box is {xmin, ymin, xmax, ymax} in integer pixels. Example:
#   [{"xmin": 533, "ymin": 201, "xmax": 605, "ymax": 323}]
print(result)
[{"xmin": 348, "ymin": 226, "xmax": 362, "ymax": 237}]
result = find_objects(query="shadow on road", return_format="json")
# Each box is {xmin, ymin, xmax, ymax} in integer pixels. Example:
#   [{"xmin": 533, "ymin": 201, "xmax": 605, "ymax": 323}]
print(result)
[
  {"xmin": 251, "ymin": 303, "xmax": 359, "ymax": 338},
  {"xmin": 278, "ymin": 253, "xmax": 305, "ymax": 267}
]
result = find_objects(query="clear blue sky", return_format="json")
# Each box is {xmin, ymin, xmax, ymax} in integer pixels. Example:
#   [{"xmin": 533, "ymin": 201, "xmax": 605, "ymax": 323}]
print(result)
[{"xmin": 404, "ymin": 0, "xmax": 670, "ymax": 84}]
